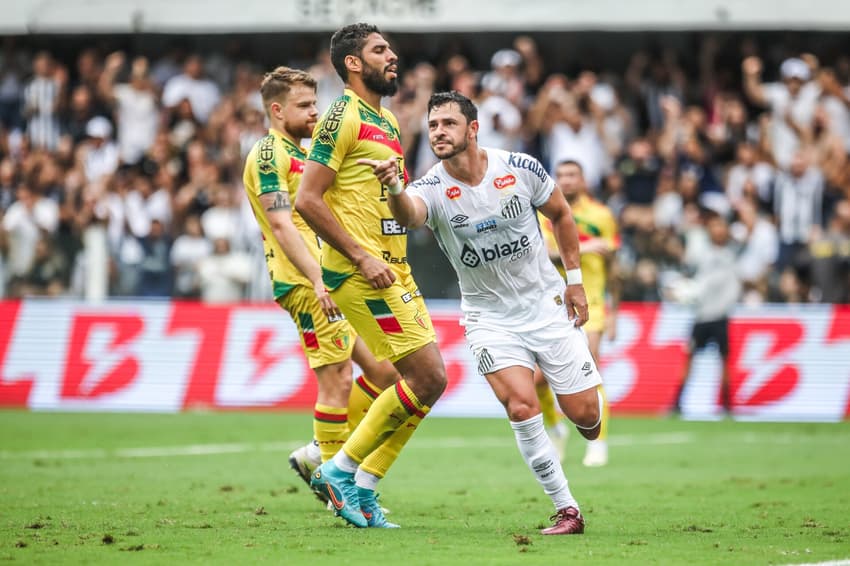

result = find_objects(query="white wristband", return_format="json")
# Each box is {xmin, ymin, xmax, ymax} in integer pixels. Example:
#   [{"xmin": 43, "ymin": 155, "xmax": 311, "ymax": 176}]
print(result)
[
  {"xmin": 386, "ymin": 180, "xmax": 404, "ymax": 195},
  {"xmin": 566, "ymin": 268, "xmax": 583, "ymax": 286}
]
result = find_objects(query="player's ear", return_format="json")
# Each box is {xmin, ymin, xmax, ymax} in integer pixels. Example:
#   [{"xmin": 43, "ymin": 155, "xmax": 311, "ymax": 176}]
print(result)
[
  {"xmin": 468, "ymin": 119, "xmax": 480, "ymax": 138},
  {"xmin": 269, "ymin": 101, "xmax": 282, "ymax": 117},
  {"xmin": 344, "ymin": 54, "xmax": 361, "ymax": 75}
]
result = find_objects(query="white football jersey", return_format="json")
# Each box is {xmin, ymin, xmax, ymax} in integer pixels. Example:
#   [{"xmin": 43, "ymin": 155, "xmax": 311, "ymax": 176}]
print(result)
[{"xmin": 407, "ymin": 148, "xmax": 568, "ymax": 330}]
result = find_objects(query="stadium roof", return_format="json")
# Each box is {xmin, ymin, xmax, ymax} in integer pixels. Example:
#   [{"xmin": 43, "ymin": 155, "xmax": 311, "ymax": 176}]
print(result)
[{"xmin": 5, "ymin": 0, "xmax": 850, "ymax": 34}]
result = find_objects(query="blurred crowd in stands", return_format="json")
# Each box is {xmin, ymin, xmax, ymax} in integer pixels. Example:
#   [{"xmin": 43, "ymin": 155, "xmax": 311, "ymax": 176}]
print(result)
[{"xmin": 0, "ymin": 33, "xmax": 848, "ymax": 304}]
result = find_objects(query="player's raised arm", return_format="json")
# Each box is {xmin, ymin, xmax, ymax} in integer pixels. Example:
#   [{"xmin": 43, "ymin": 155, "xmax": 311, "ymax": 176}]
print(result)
[
  {"xmin": 538, "ymin": 188, "xmax": 589, "ymax": 327},
  {"xmin": 357, "ymin": 157, "xmax": 428, "ymax": 229}
]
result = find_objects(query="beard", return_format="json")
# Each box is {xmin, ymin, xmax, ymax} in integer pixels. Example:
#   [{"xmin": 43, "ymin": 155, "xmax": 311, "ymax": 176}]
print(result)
[
  {"xmin": 291, "ymin": 121, "xmax": 316, "ymax": 140},
  {"xmin": 431, "ymin": 135, "xmax": 469, "ymax": 160},
  {"xmin": 362, "ymin": 62, "xmax": 398, "ymax": 97}
]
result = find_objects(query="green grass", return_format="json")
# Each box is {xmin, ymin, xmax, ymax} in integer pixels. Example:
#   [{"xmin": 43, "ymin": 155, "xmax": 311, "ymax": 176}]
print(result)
[{"xmin": 1, "ymin": 411, "xmax": 849, "ymax": 565}]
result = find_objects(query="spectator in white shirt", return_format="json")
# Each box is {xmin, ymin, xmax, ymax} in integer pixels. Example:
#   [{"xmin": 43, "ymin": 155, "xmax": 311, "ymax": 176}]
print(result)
[
  {"xmin": 99, "ymin": 51, "xmax": 160, "ymax": 165},
  {"xmin": 731, "ymin": 198, "xmax": 778, "ymax": 302},
  {"xmin": 197, "ymin": 237, "xmax": 251, "ymax": 303},
  {"xmin": 170, "ymin": 214, "xmax": 211, "ymax": 298},
  {"xmin": 81, "ymin": 116, "xmax": 120, "ymax": 183},
  {"xmin": 1, "ymin": 185, "xmax": 60, "ymax": 278},
  {"xmin": 162, "ymin": 54, "xmax": 221, "ymax": 124},
  {"xmin": 725, "ymin": 141, "xmax": 774, "ymax": 208},
  {"xmin": 742, "ymin": 56, "xmax": 820, "ymax": 168},
  {"xmin": 476, "ymin": 72, "xmax": 522, "ymax": 152},
  {"xmin": 542, "ymin": 90, "xmax": 607, "ymax": 191}
]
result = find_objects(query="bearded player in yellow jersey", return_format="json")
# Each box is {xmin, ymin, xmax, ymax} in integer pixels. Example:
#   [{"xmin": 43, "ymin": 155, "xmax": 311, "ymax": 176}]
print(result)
[
  {"xmin": 296, "ymin": 23, "xmax": 447, "ymax": 529},
  {"xmin": 242, "ymin": 67, "xmax": 408, "ymax": 526},
  {"xmin": 537, "ymin": 160, "xmax": 619, "ymax": 467}
]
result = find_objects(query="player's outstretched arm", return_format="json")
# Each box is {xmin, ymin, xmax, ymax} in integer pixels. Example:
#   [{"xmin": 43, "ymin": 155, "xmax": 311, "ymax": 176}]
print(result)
[
  {"xmin": 539, "ymin": 188, "xmax": 589, "ymax": 327},
  {"xmin": 357, "ymin": 157, "xmax": 427, "ymax": 229},
  {"xmin": 258, "ymin": 190, "xmax": 340, "ymax": 318},
  {"xmin": 295, "ymin": 161, "xmax": 396, "ymax": 289}
]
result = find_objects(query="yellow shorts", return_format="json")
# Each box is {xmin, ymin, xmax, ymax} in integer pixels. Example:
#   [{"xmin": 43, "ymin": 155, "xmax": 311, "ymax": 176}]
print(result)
[
  {"xmin": 584, "ymin": 293, "xmax": 606, "ymax": 334},
  {"xmin": 278, "ymin": 285, "xmax": 356, "ymax": 369},
  {"xmin": 331, "ymin": 272, "xmax": 436, "ymax": 363}
]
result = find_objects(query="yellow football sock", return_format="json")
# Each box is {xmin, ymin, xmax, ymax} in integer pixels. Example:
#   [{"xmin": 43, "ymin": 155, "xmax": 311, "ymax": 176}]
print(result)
[
  {"xmin": 359, "ymin": 408, "xmax": 428, "ymax": 478},
  {"xmin": 536, "ymin": 380, "xmax": 560, "ymax": 429},
  {"xmin": 342, "ymin": 379, "xmax": 426, "ymax": 464},
  {"xmin": 313, "ymin": 404, "xmax": 348, "ymax": 462},
  {"xmin": 598, "ymin": 385, "xmax": 610, "ymax": 442},
  {"xmin": 347, "ymin": 375, "xmax": 383, "ymax": 431}
]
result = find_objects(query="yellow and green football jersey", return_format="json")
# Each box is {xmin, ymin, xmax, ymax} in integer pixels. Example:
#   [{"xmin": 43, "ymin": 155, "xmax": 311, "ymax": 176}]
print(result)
[
  {"xmin": 243, "ymin": 128, "xmax": 320, "ymax": 299},
  {"xmin": 307, "ymin": 88, "xmax": 409, "ymax": 290}
]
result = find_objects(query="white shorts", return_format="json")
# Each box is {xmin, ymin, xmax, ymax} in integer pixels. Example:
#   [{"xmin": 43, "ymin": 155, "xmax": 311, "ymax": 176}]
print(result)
[{"xmin": 465, "ymin": 316, "xmax": 602, "ymax": 395}]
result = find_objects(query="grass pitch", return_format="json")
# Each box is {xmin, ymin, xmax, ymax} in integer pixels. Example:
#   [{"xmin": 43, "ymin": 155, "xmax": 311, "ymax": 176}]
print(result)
[{"xmin": 1, "ymin": 411, "xmax": 849, "ymax": 565}]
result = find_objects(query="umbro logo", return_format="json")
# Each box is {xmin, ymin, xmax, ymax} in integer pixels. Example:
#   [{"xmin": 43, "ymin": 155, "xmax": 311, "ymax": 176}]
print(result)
[
  {"xmin": 582, "ymin": 361, "xmax": 592, "ymax": 376},
  {"xmin": 451, "ymin": 214, "xmax": 469, "ymax": 229}
]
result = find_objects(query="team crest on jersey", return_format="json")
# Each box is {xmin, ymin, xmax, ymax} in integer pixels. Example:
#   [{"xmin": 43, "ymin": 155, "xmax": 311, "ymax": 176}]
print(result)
[
  {"xmin": 500, "ymin": 195, "xmax": 522, "ymax": 219},
  {"xmin": 493, "ymin": 174, "xmax": 516, "ymax": 190},
  {"xmin": 446, "ymin": 186, "xmax": 462, "ymax": 200},
  {"xmin": 332, "ymin": 329, "xmax": 350, "ymax": 350},
  {"xmin": 413, "ymin": 309, "xmax": 428, "ymax": 330}
]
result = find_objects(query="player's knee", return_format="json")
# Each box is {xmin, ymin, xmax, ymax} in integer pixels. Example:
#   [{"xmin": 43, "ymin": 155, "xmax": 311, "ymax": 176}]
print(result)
[
  {"xmin": 315, "ymin": 362, "xmax": 353, "ymax": 398},
  {"xmin": 369, "ymin": 362, "xmax": 401, "ymax": 390},
  {"xmin": 425, "ymin": 365, "xmax": 448, "ymax": 398},
  {"xmin": 505, "ymin": 399, "xmax": 538, "ymax": 422}
]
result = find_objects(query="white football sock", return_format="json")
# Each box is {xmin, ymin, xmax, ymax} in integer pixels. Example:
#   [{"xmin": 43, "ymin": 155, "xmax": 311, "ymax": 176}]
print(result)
[
  {"xmin": 354, "ymin": 469, "xmax": 381, "ymax": 491},
  {"xmin": 510, "ymin": 413, "xmax": 578, "ymax": 511},
  {"xmin": 332, "ymin": 450, "xmax": 359, "ymax": 474}
]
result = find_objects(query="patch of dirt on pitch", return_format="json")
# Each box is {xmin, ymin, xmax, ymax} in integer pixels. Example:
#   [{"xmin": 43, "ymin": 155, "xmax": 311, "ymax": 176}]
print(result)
[
  {"xmin": 219, "ymin": 485, "xmax": 234, "ymax": 492},
  {"xmin": 102, "ymin": 534, "xmax": 115, "ymax": 545},
  {"xmin": 254, "ymin": 506, "xmax": 268, "ymax": 516},
  {"xmin": 14, "ymin": 541, "xmax": 27, "ymax": 548},
  {"xmin": 25, "ymin": 521, "xmax": 46, "ymax": 529},
  {"xmin": 512, "ymin": 534, "xmax": 532, "ymax": 546},
  {"xmin": 683, "ymin": 524, "xmax": 714, "ymax": 533}
]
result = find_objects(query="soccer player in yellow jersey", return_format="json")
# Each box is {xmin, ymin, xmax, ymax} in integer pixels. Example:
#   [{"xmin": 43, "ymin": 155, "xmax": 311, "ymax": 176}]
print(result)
[
  {"xmin": 295, "ymin": 23, "xmax": 447, "ymax": 529},
  {"xmin": 537, "ymin": 160, "xmax": 619, "ymax": 466},
  {"xmin": 242, "ymin": 67, "xmax": 406, "ymax": 525}
]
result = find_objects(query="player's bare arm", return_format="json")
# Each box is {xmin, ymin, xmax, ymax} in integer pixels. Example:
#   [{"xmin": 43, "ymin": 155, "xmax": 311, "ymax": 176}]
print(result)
[
  {"xmin": 538, "ymin": 188, "xmax": 589, "ymax": 327},
  {"xmin": 295, "ymin": 160, "xmax": 397, "ymax": 289},
  {"xmin": 258, "ymin": 190, "xmax": 340, "ymax": 318},
  {"xmin": 357, "ymin": 157, "xmax": 428, "ymax": 229}
]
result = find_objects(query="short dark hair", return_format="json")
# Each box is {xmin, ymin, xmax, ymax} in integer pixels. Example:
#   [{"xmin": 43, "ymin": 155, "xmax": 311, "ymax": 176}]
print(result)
[
  {"xmin": 555, "ymin": 160, "xmax": 584, "ymax": 173},
  {"xmin": 427, "ymin": 91, "xmax": 478, "ymax": 123},
  {"xmin": 330, "ymin": 23, "xmax": 380, "ymax": 82}
]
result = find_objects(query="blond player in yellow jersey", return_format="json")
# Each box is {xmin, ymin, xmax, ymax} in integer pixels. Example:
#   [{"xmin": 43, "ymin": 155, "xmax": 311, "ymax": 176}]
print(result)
[
  {"xmin": 537, "ymin": 160, "xmax": 620, "ymax": 467},
  {"xmin": 295, "ymin": 23, "xmax": 447, "ymax": 529},
  {"xmin": 242, "ymin": 67, "xmax": 408, "ymax": 526}
]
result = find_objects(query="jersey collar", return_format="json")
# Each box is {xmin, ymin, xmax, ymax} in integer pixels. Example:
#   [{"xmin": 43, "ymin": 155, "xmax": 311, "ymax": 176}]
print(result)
[
  {"xmin": 345, "ymin": 88, "xmax": 383, "ymax": 118},
  {"xmin": 269, "ymin": 127, "xmax": 306, "ymax": 156}
]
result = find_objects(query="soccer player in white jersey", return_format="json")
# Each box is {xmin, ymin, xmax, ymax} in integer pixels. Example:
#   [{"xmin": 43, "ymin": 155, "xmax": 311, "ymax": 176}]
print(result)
[{"xmin": 359, "ymin": 91, "xmax": 603, "ymax": 535}]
